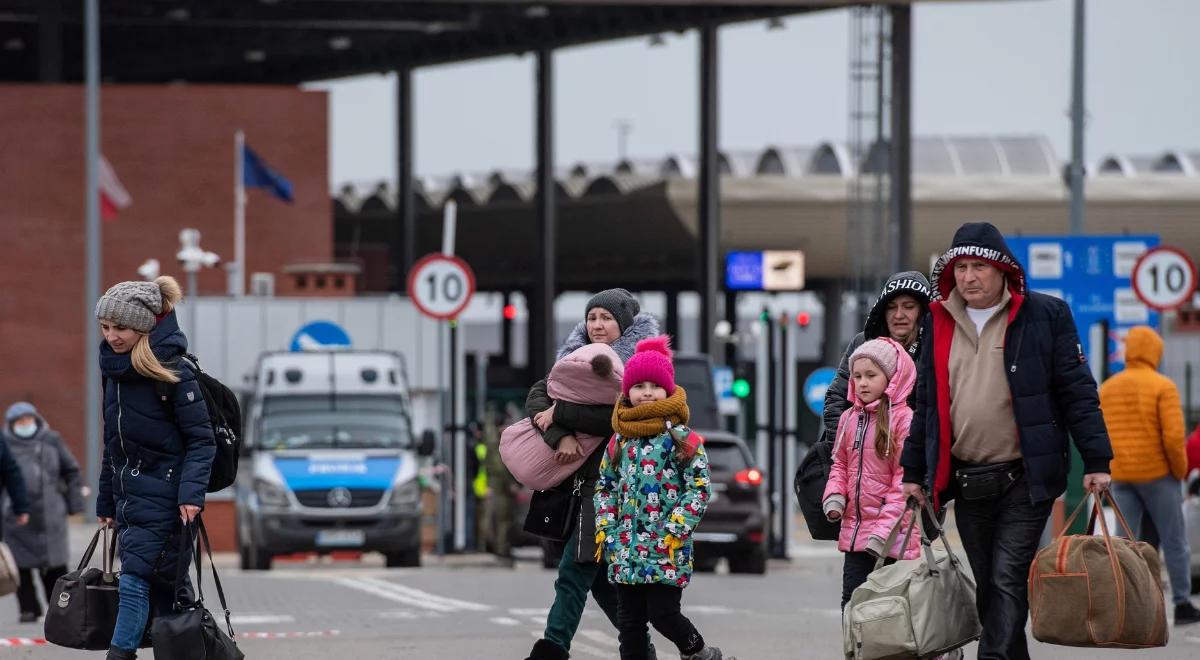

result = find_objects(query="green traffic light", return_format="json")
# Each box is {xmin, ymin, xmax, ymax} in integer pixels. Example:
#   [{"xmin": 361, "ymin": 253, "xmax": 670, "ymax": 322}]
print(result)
[{"xmin": 732, "ymin": 378, "xmax": 751, "ymax": 398}]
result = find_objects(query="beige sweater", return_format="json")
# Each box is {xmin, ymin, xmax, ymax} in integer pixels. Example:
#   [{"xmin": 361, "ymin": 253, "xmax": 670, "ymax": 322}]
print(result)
[{"xmin": 944, "ymin": 288, "xmax": 1022, "ymax": 464}]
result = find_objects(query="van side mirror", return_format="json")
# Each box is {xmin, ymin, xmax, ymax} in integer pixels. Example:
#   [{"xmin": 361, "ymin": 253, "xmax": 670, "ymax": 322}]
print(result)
[{"xmin": 418, "ymin": 429, "xmax": 437, "ymax": 457}]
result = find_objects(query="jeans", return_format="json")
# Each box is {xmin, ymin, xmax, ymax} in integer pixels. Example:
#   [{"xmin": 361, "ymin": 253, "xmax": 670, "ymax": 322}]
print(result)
[
  {"xmin": 841, "ymin": 552, "xmax": 895, "ymax": 609},
  {"xmin": 1111, "ymin": 477, "xmax": 1193, "ymax": 604},
  {"xmin": 543, "ymin": 528, "xmax": 621, "ymax": 651},
  {"xmin": 955, "ymin": 474, "xmax": 1053, "ymax": 660},
  {"xmin": 111, "ymin": 572, "xmax": 151, "ymax": 652},
  {"xmin": 616, "ymin": 584, "xmax": 703, "ymax": 660},
  {"xmin": 16, "ymin": 565, "xmax": 67, "ymax": 618}
]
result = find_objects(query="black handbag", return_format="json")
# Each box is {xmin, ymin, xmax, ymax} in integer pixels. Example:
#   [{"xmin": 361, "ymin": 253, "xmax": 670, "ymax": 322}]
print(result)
[
  {"xmin": 151, "ymin": 516, "xmax": 244, "ymax": 660},
  {"xmin": 523, "ymin": 477, "xmax": 581, "ymax": 542},
  {"xmin": 44, "ymin": 525, "xmax": 120, "ymax": 650},
  {"xmin": 794, "ymin": 438, "xmax": 841, "ymax": 541}
]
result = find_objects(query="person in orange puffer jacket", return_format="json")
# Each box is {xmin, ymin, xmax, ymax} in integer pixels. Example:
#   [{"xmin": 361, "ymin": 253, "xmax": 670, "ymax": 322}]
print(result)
[{"xmin": 1099, "ymin": 325, "xmax": 1199, "ymax": 625}]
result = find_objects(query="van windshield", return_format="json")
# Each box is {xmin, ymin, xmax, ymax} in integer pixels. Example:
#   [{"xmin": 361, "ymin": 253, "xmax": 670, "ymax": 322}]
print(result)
[{"xmin": 259, "ymin": 413, "xmax": 413, "ymax": 450}]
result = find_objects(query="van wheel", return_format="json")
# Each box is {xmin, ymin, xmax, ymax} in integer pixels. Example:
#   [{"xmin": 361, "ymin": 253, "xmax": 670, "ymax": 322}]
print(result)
[
  {"xmin": 240, "ymin": 543, "xmax": 272, "ymax": 571},
  {"xmin": 386, "ymin": 548, "xmax": 421, "ymax": 568},
  {"xmin": 728, "ymin": 547, "xmax": 767, "ymax": 575}
]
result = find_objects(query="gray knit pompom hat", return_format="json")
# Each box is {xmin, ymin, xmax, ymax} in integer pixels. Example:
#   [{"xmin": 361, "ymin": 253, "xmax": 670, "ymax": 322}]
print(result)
[{"xmin": 94, "ymin": 281, "xmax": 163, "ymax": 333}]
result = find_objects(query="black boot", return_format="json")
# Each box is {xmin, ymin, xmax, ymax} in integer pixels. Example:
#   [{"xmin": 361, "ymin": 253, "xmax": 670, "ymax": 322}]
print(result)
[
  {"xmin": 526, "ymin": 638, "xmax": 569, "ymax": 660},
  {"xmin": 106, "ymin": 646, "xmax": 137, "ymax": 660},
  {"xmin": 1176, "ymin": 601, "xmax": 1200, "ymax": 626}
]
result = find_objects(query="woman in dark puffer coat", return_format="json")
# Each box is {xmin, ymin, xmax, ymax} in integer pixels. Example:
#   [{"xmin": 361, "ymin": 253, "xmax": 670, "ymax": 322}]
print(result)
[{"xmin": 95, "ymin": 276, "xmax": 215, "ymax": 660}]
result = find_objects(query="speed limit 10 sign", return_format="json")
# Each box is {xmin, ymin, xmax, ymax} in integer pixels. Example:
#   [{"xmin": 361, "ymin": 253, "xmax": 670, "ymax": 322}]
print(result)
[
  {"xmin": 1132, "ymin": 246, "xmax": 1197, "ymax": 311},
  {"xmin": 407, "ymin": 253, "xmax": 477, "ymax": 320}
]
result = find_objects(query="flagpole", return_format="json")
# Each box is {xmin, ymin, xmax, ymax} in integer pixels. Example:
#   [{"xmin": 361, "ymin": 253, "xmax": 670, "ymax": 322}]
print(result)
[
  {"xmin": 233, "ymin": 129, "xmax": 246, "ymax": 296},
  {"xmin": 83, "ymin": 0, "xmax": 102, "ymax": 520}
]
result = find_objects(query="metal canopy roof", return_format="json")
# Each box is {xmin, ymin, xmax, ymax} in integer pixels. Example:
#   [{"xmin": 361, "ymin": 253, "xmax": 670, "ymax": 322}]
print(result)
[
  {"xmin": 2, "ymin": 1, "xmax": 982, "ymax": 84},
  {"xmin": 1, "ymin": 1, "xmax": 827, "ymax": 83}
]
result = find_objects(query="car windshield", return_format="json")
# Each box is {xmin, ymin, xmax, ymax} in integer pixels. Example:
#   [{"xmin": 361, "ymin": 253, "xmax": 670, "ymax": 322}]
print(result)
[
  {"xmin": 673, "ymin": 358, "xmax": 719, "ymax": 430},
  {"xmin": 258, "ymin": 413, "xmax": 413, "ymax": 450}
]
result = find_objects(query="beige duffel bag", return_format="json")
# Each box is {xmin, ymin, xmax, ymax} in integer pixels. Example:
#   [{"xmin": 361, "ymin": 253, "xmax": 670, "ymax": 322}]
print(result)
[
  {"xmin": 0, "ymin": 541, "xmax": 20, "ymax": 597},
  {"xmin": 843, "ymin": 501, "xmax": 981, "ymax": 660},
  {"xmin": 1029, "ymin": 491, "xmax": 1168, "ymax": 648}
]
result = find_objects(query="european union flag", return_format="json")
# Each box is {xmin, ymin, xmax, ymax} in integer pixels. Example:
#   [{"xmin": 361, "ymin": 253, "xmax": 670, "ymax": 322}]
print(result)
[{"xmin": 242, "ymin": 144, "xmax": 294, "ymax": 203}]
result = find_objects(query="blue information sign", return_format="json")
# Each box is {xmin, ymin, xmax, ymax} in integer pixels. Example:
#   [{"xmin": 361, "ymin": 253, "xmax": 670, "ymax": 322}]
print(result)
[
  {"xmin": 803, "ymin": 367, "xmax": 837, "ymax": 417},
  {"xmin": 1005, "ymin": 235, "xmax": 1159, "ymax": 375},
  {"xmin": 289, "ymin": 320, "xmax": 353, "ymax": 352},
  {"xmin": 725, "ymin": 252, "xmax": 764, "ymax": 290}
]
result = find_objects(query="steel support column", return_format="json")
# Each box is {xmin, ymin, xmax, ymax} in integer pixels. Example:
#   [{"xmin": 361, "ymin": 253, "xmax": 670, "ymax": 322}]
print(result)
[
  {"xmin": 698, "ymin": 24, "xmax": 720, "ymax": 360},
  {"xmin": 1068, "ymin": 0, "xmax": 1086, "ymax": 234},
  {"xmin": 531, "ymin": 48, "xmax": 557, "ymax": 379},
  {"xmin": 38, "ymin": 0, "xmax": 63, "ymax": 82},
  {"xmin": 393, "ymin": 65, "xmax": 416, "ymax": 292},
  {"xmin": 889, "ymin": 5, "xmax": 912, "ymax": 273}
]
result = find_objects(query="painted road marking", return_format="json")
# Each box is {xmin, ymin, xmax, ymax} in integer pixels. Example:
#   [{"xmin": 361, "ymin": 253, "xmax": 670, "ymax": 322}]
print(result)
[
  {"xmin": 509, "ymin": 608, "xmax": 550, "ymax": 617},
  {"xmin": 335, "ymin": 577, "xmax": 490, "ymax": 613},
  {"xmin": 239, "ymin": 630, "xmax": 342, "ymax": 639},
  {"xmin": 231, "ymin": 614, "xmax": 297, "ymax": 626},
  {"xmin": 0, "ymin": 638, "xmax": 46, "ymax": 646},
  {"xmin": 489, "ymin": 617, "xmax": 521, "ymax": 626}
]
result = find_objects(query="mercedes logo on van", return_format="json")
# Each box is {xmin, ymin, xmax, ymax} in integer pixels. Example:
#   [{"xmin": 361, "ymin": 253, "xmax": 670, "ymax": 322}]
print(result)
[{"xmin": 326, "ymin": 487, "xmax": 353, "ymax": 508}]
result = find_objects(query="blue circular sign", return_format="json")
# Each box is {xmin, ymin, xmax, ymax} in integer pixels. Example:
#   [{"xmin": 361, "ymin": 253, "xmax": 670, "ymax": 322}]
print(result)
[
  {"xmin": 803, "ymin": 367, "xmax": 837, "ymax": 417},
  {"xmin": 290, "ymin": 321, "xmax": 352, "ymax": 352}
]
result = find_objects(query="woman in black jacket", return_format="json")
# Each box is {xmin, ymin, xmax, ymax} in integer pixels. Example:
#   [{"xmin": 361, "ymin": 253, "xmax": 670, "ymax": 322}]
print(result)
[
  {"xmin": 525, "ymin": 289, "xmax": 659, "ymax": 660},
  {"xmin": 94, "ymin": 276, "xmax": 215, "ymax": 660},
  {"xmin": 821, "ymin": 271, "xmax": 931, "ymax": 441}
]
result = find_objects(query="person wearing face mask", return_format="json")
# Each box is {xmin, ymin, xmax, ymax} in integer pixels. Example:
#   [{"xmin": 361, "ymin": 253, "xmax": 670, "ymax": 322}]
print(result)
[
  {"xmin": 2, "ymin": 402, "xmax": 83, "ymax": 624},
  {"xmin": 0, "ymin": 416, "xmax": 31, "ymax": 541}
]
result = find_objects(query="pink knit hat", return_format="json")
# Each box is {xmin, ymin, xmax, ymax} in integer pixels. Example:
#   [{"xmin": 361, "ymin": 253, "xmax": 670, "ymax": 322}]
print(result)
[
  {"xmin": 849, "ymin": 338, "xmax": 899, "ymax": 381},
  {"xmin": 621, "ymin": 336, "xmax": 675, "ymax": 397}
]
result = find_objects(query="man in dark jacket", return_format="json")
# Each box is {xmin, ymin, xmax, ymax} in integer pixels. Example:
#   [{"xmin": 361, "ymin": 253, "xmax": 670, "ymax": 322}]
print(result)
[
  {"xmin": 822, "ymin": 270, "xmax": 931, "ymax": 441},
  {"xmin": 0, "ymin": 433, "xmax": 31, "ymax": 537},
  {"xmin": 901, "ymin": 222, "xmax": 1112, "ymax": 660}
]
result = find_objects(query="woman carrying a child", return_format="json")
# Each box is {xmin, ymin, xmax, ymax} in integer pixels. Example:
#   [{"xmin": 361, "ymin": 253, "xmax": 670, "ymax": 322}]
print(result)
[{"xmin": 524, "ymin": 289, "xmax": 660, "ymax": 660}]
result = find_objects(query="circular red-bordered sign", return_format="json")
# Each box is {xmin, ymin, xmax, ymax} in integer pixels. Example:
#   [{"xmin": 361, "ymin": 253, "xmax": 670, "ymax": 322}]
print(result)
[
  {"xmin": 1131, "ymin": 246, "xmax": 1197, "ymax": 312},
  {"xmin": 407, "ymin": 253, "xmax": 477, "ymax": 320}
]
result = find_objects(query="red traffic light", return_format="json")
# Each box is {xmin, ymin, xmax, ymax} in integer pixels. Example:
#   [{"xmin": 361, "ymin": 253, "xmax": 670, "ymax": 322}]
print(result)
[
  {"xmin": 503, "ymin": 304, "xmax": 518, "ymax": 321},
  {"xmin": 796, "ymin": 312, "xmax": 811, "ymax": 327}
]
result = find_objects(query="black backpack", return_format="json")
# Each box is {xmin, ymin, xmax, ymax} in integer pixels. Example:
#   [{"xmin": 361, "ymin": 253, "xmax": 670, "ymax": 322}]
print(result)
[
  {"xmin": 155, "ymin": 354, "xmax": 242, "ymax": 493},
  {"xmin": 794, "ymin": 434, "xmax": 841, "ymax": 541}
]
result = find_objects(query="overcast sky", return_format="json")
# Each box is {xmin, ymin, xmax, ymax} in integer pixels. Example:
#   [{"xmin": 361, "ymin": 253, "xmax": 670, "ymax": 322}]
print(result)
[{"xmin": 305, "ymin": 0, "xmax": 1199, "ymax": 188}]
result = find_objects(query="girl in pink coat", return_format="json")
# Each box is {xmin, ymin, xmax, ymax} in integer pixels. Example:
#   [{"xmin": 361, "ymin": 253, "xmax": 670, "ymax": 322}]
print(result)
[{"xmin": 822, "ymin": 337, "xmax": 921, "ymax": 609}]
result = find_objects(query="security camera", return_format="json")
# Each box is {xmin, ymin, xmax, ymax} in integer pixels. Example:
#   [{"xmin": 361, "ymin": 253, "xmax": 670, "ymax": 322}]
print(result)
[{"xmin": 137, "ymin": 259, "xmax": 160, "ymax": 281}]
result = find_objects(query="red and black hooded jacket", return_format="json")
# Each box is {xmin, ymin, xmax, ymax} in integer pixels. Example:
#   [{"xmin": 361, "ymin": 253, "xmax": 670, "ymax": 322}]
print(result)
[{"xmin": 900, "ymin": 222, "xmax": 1112, "ymax": 507}]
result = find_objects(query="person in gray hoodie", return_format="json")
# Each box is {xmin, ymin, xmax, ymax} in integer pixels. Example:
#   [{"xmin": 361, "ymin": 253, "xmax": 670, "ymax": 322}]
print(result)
[
  {"xmin": 3, "ymin": 402, "xmax": 80, "ymax": 623},
  {"xmin": 822, "ymin": 271, "xmax": 932, "ymax": 441}
]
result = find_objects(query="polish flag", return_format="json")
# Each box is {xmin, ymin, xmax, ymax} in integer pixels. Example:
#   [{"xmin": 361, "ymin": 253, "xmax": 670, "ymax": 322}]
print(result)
[{"xmin": 99, "ymin": 155, "xmax": 132, "ymax": 220}]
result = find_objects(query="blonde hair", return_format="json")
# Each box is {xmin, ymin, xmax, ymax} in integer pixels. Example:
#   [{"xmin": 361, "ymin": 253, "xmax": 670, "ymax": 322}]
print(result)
[
  {"xmin": 130, "ymin": 276, "xmax": 183, "ymax": 384},
  {"xmin": 873, "ymin": 394, "xmax": 893, "ymax": 458}
]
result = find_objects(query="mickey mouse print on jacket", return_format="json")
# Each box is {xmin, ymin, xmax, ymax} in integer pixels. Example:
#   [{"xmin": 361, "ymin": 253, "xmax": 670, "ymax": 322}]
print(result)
[{"xmin": 594, "ymin": 387, "xmax": 711, "ymax": 588}]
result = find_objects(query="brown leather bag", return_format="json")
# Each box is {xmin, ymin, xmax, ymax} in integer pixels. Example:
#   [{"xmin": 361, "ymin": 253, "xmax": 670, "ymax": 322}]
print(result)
[{"xmin": 1028, "ymin": 491, "xmax": 1168, "ymax": 649}]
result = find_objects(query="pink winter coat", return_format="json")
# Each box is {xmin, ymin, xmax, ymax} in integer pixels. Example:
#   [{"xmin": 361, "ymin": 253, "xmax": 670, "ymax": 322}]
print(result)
[
  {"xmin": 499, "ymin": 343, "xmax": 623, "ymax": 490},
  {"xmin": 822, "ymin": 337, "xmax": 921, "ymax": 560}
]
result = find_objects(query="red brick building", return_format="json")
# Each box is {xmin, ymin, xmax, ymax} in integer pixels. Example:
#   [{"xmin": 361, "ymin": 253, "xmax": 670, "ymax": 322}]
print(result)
[{"xmin": 0, "ymin": 85, "xmax": 329, "ymax": 461}]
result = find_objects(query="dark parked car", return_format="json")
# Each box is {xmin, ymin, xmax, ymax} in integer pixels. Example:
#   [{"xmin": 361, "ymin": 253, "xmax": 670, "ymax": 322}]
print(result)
[{"xmin": 690, "ymin": 430, "xmax": 769, "ymax": 574}]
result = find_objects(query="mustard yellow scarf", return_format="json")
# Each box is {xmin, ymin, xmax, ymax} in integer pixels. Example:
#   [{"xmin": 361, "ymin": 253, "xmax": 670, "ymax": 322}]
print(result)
[{"xmin": 610, "ymin": 386, "xmax": 690, "ymax": 439}]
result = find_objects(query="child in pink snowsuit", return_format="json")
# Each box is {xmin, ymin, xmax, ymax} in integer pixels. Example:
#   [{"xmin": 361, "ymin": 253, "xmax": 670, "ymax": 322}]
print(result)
[{"xmin": 823, "ymin": 337, "xmax": 922, "ymax": 609}]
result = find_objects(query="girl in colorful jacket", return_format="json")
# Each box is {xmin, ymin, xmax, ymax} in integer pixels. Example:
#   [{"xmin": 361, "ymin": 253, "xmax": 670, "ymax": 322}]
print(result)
[
  {"xmin": 595, "ymin": 337, "xmax": 735, "ymax": 660},
  {"xmin": 823, "ymin": 337, "xmax": 921, "ymax": 610}
]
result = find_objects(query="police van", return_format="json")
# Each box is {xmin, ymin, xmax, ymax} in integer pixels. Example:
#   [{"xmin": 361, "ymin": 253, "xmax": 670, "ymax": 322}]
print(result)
[{"xmin": 235, "ymin": 350, "xmax": 434, "ymax": 570}]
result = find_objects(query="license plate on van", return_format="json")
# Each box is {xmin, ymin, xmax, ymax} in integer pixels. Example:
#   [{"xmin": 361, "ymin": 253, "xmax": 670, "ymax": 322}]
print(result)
[{"xmin": 316, "ymin": 529, "xmax": 365, "ymax": 547}]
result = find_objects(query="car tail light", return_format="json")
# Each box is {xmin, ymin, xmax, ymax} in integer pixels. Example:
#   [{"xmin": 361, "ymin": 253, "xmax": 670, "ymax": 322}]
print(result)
[
  {"xmin": 748, "ymin": 530, "xmax": 765, "ymax": 543},
  {"xmin": 734, "ymin": 468, "xmax": 763, "ymax": 487}
]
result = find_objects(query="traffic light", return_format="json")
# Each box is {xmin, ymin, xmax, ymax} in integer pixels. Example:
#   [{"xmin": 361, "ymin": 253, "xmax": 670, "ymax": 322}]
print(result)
[
  {"xmin": 796, "ymin": 312, "xmax": 811, "ymax": 328},
  {"xmin": 732, "ymin": 378, "xmax": 751, "ymax": 398},
  {"xmin": 503, "ymin": 304, "xmax": 518, "ymax": 320}
]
